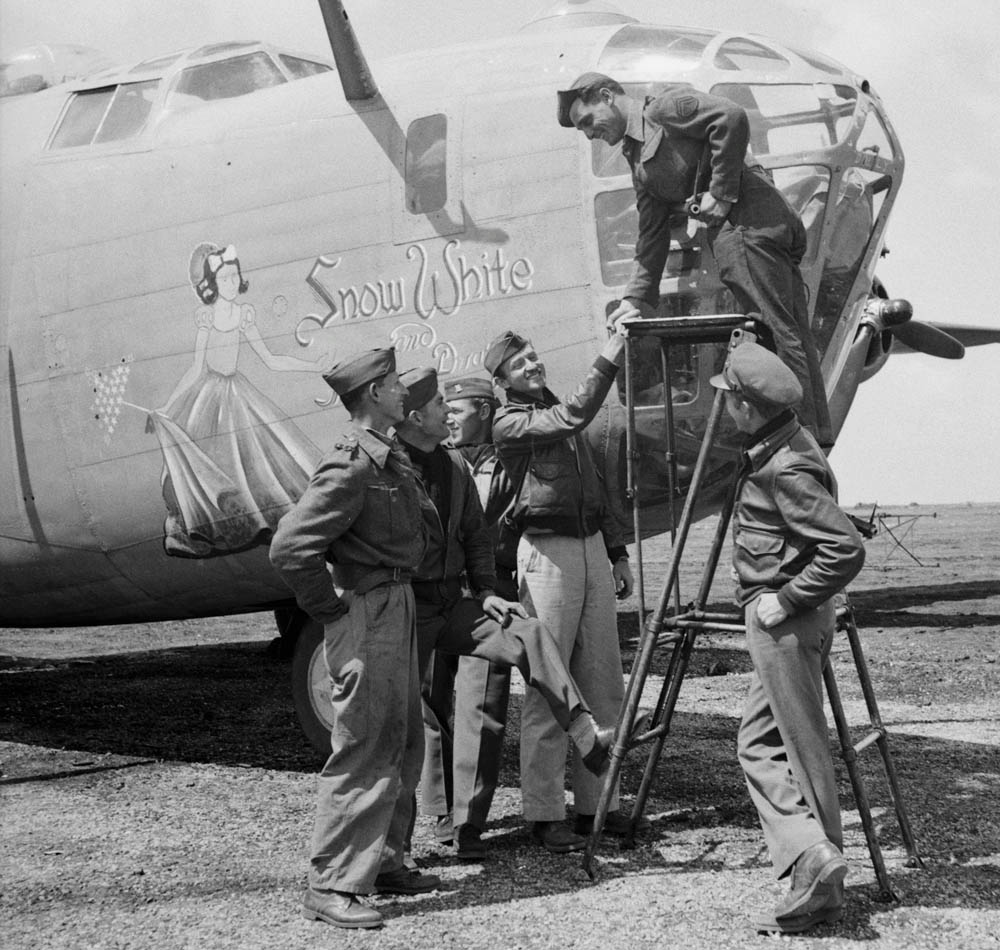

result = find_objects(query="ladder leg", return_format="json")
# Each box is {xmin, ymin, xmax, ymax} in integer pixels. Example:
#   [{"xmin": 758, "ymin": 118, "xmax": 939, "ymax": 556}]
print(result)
[
  {"xmin": 629, "ymin": 630, "xmax": 696, "ymax": 842},
  {"xmin": 582, "ymin": 389, "xmax": 729, "ymax": 877},
  {"xmin": 840, "ymin": 608, "xmax": 924, "ymax": 869},
  {"xmin": 824, "ymin": 660, "xmax": 898, "ymax": 901},
  {"xmin": 629, "ymin": 486, "xmax": 738, "ymax": 837}
]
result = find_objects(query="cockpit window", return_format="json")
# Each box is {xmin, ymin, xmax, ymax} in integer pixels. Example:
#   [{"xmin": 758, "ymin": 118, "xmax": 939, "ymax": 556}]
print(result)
[
  {"xmin": 857, "ymin": 108, "xmax": 895, "ymax": 161},
  {"xmin": 49, "ymin": 79, "xmax": 159, "ymax": 148},
  {"xmin": 599, "ymin": 25, "xmax": 714, "ymax": 76},
  {"xmin": 171, "ymin": 51, "xmax": 285, "ymax": 103},
  {"xmin": 786, "ymin": 46, "xmax": 846, "ymax": 76},
  {"xmin": 713, "ymin": 38, "xmax": 789, "ymax": 72},
  {"xmin": 710, "ymin": 83, "xmax": 858, "ymax": 155},
  {"xmin": 279, "ymin": 55, "xmax": 332, "ymax": 79}
]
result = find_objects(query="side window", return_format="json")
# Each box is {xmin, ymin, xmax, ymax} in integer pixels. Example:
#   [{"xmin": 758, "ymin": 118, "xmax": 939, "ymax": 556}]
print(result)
[
  {"xmin": 279, "ymin": 55, "xmax": 332, "ymax": 79},
  {"xmin": 50, "ymin": 87, "xmax": 115, "ymax": 148},
  {"xmin": 94, "ymin": 80, "xmax": 158, "ymax": 143},
  {"xmin": 49, "ymin": 80, "xmax": 159, "ymax": 149},
  {"xmin": 405, "ymin": 114, "xmax": 447, "ymax": 215}
]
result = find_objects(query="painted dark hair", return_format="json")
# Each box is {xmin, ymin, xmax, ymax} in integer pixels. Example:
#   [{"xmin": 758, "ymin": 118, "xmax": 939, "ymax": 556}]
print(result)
[{"xmin": 196, "ymin": 245, "xmax": 249, "ymax": 304}]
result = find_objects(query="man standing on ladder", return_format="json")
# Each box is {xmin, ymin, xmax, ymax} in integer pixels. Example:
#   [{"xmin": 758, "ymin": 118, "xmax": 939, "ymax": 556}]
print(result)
[
  {"xmin": 711, "ymin": 341, "xmax": 865, "ymax": 934},
  {"xmin": 557, "ymin": 73, "xmax": 832, "ymax": 446}
]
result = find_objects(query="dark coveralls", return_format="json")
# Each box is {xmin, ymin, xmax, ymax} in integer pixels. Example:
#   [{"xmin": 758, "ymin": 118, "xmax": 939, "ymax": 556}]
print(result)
[
  {"xmin": 421, "ymin": 441, "xmax": 514, "ymax": 831},
  {"xmin": 269, "ymin": 423, "xmax": 427, "ymax": 895},
  {"xmin": 399, "ymin": 441, "xmax": 591, "ymax": 825},
  {"xmin": 732, "ymin": 410, "xmax": 864, "ymax": 877},
  {"xmin": 621, "ymin": 90, "xmax": 832, "ymax": 445}
]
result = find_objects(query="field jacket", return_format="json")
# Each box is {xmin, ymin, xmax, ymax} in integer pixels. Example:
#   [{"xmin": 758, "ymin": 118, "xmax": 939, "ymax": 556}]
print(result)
[
  {"xmin": 269, "ymin": 423, "xmax": 426, "ymax": 623},
  {"xmin": 492, "ymin": 355, "xmax": 626, "ymax": 560},
  {"xmin": 733, "ymin": 411, "xmax": 865, "ymax": 614}
]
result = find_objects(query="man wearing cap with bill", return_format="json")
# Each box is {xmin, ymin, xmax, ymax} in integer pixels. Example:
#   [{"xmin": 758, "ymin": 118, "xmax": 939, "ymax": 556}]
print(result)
[
  {"xmin": 486, "ymin": 322, "xmax": 640, "ymax": 854},
  {"xmin": 556, "ymin": 72, "xmax": 832, "ymax": 446},
  {"xmin": 394, "ymin": 366, "xmax": 616, "ymax": 862},
  {"xmin": 711, "ymin": 340, "xmax": 865, "ymax": 934},
  {"xmin": 419, "ymin": 375, "xmax": 515, "ymax": 857},
  {"xmin": 269, "ymin": 347, "xmax": 438, "ymax": 930}
]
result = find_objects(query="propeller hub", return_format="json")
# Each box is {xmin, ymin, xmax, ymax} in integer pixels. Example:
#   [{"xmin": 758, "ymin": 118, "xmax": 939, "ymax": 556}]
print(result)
[{"xmin": 868, "ymin": 297, "xmax": 913, "ymax": 328}]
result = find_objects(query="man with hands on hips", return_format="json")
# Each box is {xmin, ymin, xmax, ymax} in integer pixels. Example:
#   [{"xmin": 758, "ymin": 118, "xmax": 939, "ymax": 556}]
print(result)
[{"xmin": 269, "ymin": 347, "xmax": 438, "ymax": 930}]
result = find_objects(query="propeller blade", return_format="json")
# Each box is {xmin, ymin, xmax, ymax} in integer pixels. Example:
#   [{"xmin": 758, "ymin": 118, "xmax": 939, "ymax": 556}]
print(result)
[{"xmin": 892, "ymin": 320, "xmax": 965, "ymax": 359}]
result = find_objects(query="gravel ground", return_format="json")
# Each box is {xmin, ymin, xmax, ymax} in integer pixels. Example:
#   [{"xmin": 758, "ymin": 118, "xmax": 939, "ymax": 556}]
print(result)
[{"xmin": 2, "ymin": 504, "xmax": 999, "ymax": 949}]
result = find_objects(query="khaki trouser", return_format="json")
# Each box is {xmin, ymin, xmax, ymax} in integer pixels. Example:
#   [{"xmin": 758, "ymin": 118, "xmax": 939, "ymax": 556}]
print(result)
[
  {"xmin": 738, "ymin": 596, "xmax": 842, "ymax": 879},
  {"xmin": 308, "ymin": 583, "xmax": 423, "ymax": 894},
  {"xmin": 420, "ymin": 652, "xmax": 511, "ymax": 830},
  {"xmin": 517, "ymin": 531, "xmax": 623, "ymax": 821}
]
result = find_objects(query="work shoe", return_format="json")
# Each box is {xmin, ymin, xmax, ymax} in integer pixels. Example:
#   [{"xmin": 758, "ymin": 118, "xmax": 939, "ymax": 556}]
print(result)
[
  {"xmin": 455, "ymin": 824, "xmax": 487, "ymax": 861},
  {"xmin": 581, "ymin": 727, "xmax": 613, "ymax": 775},
  {"xmin": 302, "ymin": 889, "xmax": 383, "ymax": 929},
  {"xmin": 773, "ymin": 840, "xmax": 848, "ymax": 920},
  {"xmin": 531, "ymin": 820, "xmax": 586, "ymax": 854},
  {"xmin": 754, "ymin": 896, "xmax": 843, "ymax": 934},
  {"xmin": 574, "ymin": 809, "xmax": 652, "ymax": 838},
  {"xmin": 373, "ymin": 867, "xmax": 442, "ymax": 895},
  {"xmin": 433, "ymin": 814, "xmax": 454, "ymax": 846}
]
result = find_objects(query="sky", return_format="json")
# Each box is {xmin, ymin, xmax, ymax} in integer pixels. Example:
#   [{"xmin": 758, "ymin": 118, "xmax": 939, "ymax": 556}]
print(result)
[{"xmin": 2, "ymin": 0, "xmax": 998, "ymax": 505}]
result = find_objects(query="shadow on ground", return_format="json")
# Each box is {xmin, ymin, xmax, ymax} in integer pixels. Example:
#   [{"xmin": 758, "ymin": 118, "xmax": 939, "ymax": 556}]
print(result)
[{"xmin": 850, "ymin": 579, "xmax": 1000, "ymax": 629}]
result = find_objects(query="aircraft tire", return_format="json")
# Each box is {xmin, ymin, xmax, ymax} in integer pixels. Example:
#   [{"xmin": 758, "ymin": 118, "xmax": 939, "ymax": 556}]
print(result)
[{"xmin": 290, "ymin": 618, "xmax": 334, "ymax": 757}]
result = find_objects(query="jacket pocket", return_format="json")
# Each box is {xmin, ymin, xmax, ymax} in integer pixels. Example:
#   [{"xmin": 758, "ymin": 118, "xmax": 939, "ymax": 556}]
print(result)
[
  {"xmin": 364, "ymin": 482, "xmax": 398, "ymax": 526},
  {"xmin": 735, "ymin": 527, "xmax": 785, "ymax": 558}
]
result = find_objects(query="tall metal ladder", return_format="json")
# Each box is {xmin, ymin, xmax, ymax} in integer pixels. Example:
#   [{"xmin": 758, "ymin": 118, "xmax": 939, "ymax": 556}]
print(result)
[{"xmin": 582, "ymin": 315, "xmax": 922, "ymax": 900}]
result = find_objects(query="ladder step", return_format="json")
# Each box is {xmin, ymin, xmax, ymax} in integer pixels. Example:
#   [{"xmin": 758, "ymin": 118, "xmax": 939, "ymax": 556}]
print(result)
[{"xmin": 852, "ymin": 729, "xmax": 885, "ymax": 756}]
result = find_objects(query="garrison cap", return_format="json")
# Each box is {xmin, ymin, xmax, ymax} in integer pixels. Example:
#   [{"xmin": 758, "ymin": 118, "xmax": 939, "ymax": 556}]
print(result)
[
  {"xmin": 710, "ymin": 342, "xmax": 802, "ymax": 408},
  {"xmin": 323, "ymin": 347, "xmax": 395, "ymax": 396},
  {"xmin": 399, "ymin": 366, "xmax": 440, "ymax": 415},
  {"xmin": 557, "ymin": 71, "xmax": 618, "ymax": 127},
  {"xmin": 444, "ymin": 376, "xmax": 497, "ymax": 403},
  {"xmin": 484, "ymin": 330, "xmax": 530, "ymax": 375}
]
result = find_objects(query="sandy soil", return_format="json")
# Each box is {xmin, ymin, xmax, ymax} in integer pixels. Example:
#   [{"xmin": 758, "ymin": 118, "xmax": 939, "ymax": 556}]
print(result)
[{"xmin": 1, "ymin": 503, "xmax": 998, "ymax": 949}]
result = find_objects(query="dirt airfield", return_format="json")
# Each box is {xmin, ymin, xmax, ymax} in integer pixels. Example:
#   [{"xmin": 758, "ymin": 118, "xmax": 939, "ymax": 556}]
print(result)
[{"xmin": 2, "ymin": 503, "xmax": 998, "ymax": 949}]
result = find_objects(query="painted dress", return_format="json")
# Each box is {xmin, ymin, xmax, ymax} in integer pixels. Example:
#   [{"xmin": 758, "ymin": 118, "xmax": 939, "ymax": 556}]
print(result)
[{"xmin": 148, "ymin": 306, "xmax": 321, "ymax": 558}]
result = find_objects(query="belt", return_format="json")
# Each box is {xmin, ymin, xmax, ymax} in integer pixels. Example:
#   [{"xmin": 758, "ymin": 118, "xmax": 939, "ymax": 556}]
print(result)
[
  {"xmin": 352, "ymin": 566, "xmax": 413, "ymax": 595},
  {"xmin": 411, "ymin": 577, "xmax": 463, "ymax": 604}
]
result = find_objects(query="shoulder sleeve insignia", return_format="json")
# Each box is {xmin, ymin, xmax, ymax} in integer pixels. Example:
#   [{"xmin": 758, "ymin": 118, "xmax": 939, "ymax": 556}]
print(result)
[{"xmin": 675, "ymin": 95, "xmax": 698, "ymax": 119}]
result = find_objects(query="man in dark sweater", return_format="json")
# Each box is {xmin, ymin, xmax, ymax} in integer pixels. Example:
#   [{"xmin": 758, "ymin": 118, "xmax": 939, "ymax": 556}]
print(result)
[{"xmin": 394, "ymin": 367, "xmax": 614, "ymax": 861}]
